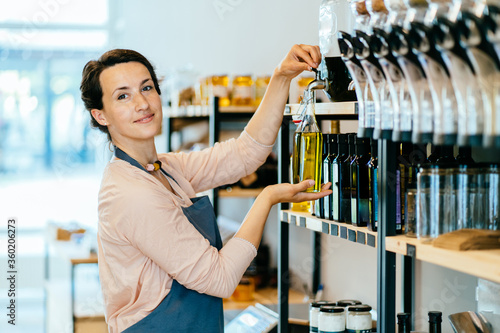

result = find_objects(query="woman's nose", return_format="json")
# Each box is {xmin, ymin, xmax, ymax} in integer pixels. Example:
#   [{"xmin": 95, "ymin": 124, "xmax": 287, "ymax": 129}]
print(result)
[{"xmin": 134, "ymin": 92, "xmax": 149, "ymax": 111}]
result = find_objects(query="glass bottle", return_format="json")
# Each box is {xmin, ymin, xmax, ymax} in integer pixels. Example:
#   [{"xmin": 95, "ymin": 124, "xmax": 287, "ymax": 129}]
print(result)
[
  {"xmin": 333, "ymin": 134, "xmax": 349, "ymax": 221},
  {"xmin": 427, "ymin": 145, "xmax": 441, "ymax": 163},
  {"xmin": 325, "ymin": 134, "xmax": 338, "ymax": 220},
  {"xmin": 397, "ymin": 312, "xmax": 411, "ymax": 333},
  {"xmin": 428, "ymin": 311, "xmax": 442, "ymax": 333},
  {"xmin": 290, "ymin": 155, "xmax": 311, "ymax": 212},
  {"xmin": 436, "ymin": 145, "xmax": 456, "ymax": 164},
  {"xmin": 292, "ymin": 90, "xmax": 323, "ymax": 193},
  {"xmin": 316, "ymin": 134, "xmax": 330, "ymax": 218},
  {"xmin": 341, "ymin": 133, "xmax": 357, "ymax": 223},
  {"xmin": 368, "ymin": 138, "xmax": 378, "ymax": 231},
  {"xmin": 352, "ymin": 137, "xmax": 371, "ymax": 227}
]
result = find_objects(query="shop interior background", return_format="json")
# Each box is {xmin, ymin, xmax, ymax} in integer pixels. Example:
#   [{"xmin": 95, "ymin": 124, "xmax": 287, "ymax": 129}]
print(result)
[{"xmin": 0, "ymin": 0, "xmax": 499, "ymax": 333}]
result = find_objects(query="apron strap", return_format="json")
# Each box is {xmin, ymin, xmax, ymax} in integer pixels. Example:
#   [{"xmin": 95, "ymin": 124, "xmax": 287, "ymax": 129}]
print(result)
[{"xmin": 114, "ymin": 146, "xmax": 179, "ymax": 186}]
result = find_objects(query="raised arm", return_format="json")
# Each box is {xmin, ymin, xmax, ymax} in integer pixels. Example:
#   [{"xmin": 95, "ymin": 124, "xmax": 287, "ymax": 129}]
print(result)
[{"xmin": 245, "ymin": 44, "xmax": 321, "ymax": 146}]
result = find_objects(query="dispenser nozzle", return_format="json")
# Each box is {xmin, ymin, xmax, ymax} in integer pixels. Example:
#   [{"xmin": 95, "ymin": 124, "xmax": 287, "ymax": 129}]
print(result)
[{"xmin": 306, "ymin": 67, "xmax": 329, "ymax": 92}]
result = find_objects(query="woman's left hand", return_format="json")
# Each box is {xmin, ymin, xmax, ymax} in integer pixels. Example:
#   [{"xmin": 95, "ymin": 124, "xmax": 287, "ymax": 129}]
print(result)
[{"xmin": 274, "ymin": 44, "xmax": 322, "ymax": 80}]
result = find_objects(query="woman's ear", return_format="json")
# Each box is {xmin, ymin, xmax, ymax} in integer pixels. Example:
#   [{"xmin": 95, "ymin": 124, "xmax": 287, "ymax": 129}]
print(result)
[{"xmin": 91, "ymin": 109, "xmax": 107, "ymax": 126}]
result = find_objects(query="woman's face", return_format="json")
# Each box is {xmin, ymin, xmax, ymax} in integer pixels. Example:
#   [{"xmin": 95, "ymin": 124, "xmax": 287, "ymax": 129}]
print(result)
[{"xmin": 92, "ymin": 61, "xmax": 162, "ymax": 145}]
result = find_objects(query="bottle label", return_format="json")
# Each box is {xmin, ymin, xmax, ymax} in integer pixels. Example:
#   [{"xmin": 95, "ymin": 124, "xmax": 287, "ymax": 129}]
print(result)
[{"xmin": 332, "ymin": 165, "xmax": 339, "ymax": 220}]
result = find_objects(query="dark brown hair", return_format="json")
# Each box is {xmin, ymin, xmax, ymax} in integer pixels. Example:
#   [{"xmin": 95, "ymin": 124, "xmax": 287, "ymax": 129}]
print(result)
[{"xmin": 80, "ymin": 49, "xmax": 162, "ymax": 141}]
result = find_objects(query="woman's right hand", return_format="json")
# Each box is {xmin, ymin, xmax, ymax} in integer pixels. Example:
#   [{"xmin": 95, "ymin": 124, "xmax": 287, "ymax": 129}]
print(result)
[{"xmin": 262, "ymin": 180, "xmax": 332, "ymax": 206}]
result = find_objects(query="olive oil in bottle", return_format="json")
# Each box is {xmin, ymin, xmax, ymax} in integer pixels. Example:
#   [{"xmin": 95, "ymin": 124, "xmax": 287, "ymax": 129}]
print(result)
[
  {"xmin": 292, "ymin": 90, "xmax": 323, "ymax": 193},
  {"xmin": 353, "ymin": 137, "xmax": 371, "ymax": 227}
]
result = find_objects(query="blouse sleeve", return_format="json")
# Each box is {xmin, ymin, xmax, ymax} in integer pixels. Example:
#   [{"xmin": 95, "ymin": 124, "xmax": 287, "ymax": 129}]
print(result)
[
  {"xmin": 114, "ymin": 183, "xmax": 257, "ymax": 298},
  {"xmin": 164, "ymin": 129, "xmax": 274, "ymax": 193}
]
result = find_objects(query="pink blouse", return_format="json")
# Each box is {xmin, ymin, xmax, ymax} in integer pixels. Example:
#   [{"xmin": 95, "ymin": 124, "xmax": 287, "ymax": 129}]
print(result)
[{"xmin": 96, "ymin": 130, "xmax": 273, "ymax": 332}]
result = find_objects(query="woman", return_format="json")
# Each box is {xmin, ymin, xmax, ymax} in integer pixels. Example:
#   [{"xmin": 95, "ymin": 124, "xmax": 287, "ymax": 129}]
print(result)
[{"xmin": 81, "ymin": 44, "xmax": 331, "ymax": 332}]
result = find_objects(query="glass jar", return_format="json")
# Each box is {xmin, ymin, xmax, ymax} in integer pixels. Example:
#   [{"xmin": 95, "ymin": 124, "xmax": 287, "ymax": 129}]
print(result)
[
  {"xmin": 346, "ymin": 304, "xmax": 373, "ymax": 332},
  {"xmin": 416, "ymin": 166, "xmax": 432, "ymax": 239},
  {"xmin": 210, "ymin": 75, "xmax": 230, "ymax": 107},
  {"xmin": 231, "ymin": 75, "xmax": 254, "ymax": 106},
  {"xmin": 318, "ymin": 306, "xmax": 346, "ymax": 333},
  {"xmin": 254, "ymin": 75, "xmax": 270, "ymax": 106},
  {"xmin": 430, "ymin": 164, "xmax": 458, "ymax": 238},
  {"xmin": 310, "ymin": 301, "xmax": 337, "ymax": 333}
]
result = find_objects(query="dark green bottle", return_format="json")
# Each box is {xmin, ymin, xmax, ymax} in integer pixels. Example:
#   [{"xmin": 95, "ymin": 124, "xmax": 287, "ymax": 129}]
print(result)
[
  {"xmin": 324, "ymin": 135, "xmax": 338, "ymax": 220},
  {"xmin": 315, "ymin": 134, "xmax": 330, "ymax": 218},
  {"xmin": 352, "ymin": 137, "xmax": 371, "ymax": 227},
  {"xmin": 333, "ymin": 134, "xmax": 349, "ymax": 221},
  {"xmin": 428, "ymin": 311, "xmax": 442, "ymax": 333},
  {"xmin": 368, "ymin": 139, "xmax": 378, "ymax": 231},
  {"xmin": 341, "ymin": 133, "xmax": 356, "ymax": 223},
  {"xmin": 456, "ymin": 146, "xmax": 474, "ymax": 165}
]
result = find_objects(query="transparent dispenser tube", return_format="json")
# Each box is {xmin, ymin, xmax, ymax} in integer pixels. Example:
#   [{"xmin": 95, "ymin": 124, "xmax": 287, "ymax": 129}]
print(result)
[
  {"xmin": 459, "ymin": 9, "xmax": 500, "ymax": 146},
  {"xmin": 338, "ymin": 31, "xmax": 373, "ymax": 138},
  {"xmin": 387, "ymin": 22, "xmax": 434, "ymax": 143}
]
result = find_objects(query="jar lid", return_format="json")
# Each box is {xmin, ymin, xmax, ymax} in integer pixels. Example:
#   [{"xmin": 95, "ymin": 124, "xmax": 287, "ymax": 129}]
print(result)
[
  {"xmin": 336, "ymin": 299, "xmax": 362, "ymax": 306},
  {"xmin": 397, "ymin": 312, "xmax": 411, "ymax": 324},
  {"xmin": 347, "ymin": 304, "xmax": 372, "ymax": 312},
  {"xmin": 310, "ymin": 301, "xmax": 336, "ymax": 308},
  {"xmin": 320, "ymin": 306, "xmax": 345, "ymax": 313}
]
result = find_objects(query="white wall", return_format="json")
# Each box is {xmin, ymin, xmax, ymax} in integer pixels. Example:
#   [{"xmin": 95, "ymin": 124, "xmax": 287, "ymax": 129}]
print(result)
[{"xmin": 111, "ymin": 0, "xmax": 322, "ymax": 77}]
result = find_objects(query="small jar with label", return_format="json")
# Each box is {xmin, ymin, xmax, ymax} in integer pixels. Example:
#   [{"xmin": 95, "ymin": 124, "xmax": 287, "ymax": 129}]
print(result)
[
  {"xmin": 346, "ymin": 305, "xmax": 372, "ymax": 332},
  {"xmin": 232, "ymin": 75, "xmax": 254, "ymax": 106},
  {"xmin": 318, "ymin": 306, "xmax": 345, "ymax": 333},
  {"xmin": 310, "ymin": 301, "xmax": 337, "ymax": 333},
  {"xmin": 254, "ymin": 75, "xmax": 270, "ymax": 106},
  {"xmin": 210, "ymin": 75, "xmax": 230, "ymax": 107}
]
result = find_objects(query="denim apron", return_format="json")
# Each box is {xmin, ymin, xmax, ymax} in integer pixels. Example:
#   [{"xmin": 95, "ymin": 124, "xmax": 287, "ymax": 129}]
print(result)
[{"xmin": 115, "ymin": 148, "xmax": 224, "ymax": 333}]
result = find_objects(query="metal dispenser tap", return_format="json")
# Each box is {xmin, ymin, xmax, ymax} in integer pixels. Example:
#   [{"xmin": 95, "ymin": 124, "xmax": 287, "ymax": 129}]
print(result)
[{"xmin": 307, "ymin": 68, "xmax": 330, "ymax": 92}]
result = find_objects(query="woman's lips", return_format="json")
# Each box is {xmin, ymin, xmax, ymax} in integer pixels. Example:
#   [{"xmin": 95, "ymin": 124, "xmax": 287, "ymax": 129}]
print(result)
[{"xmin": 135, "ymin": 114, "xmax": 154, "ymax": 123}]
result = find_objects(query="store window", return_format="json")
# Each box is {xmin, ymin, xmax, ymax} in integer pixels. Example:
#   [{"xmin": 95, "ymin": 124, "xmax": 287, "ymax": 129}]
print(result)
[{"xmin": 0, "ymin": 0, "xmax": 111, "ymax": 229}]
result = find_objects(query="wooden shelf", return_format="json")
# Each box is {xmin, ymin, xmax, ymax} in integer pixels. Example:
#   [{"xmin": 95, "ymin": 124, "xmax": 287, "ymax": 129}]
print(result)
[
  {"xmin": 223, "ymin": 287, "xmax": 307, "ymax": 311},
  {"xmin": 281, "ymin": 210, "xmax": 377, "ymax": 248},
  {"xmin": 163, "ymin": 104, "xmax": 257, "ymax": 118},
  {"xmin": 218, "ymin": 187, "xmax": 263, "ymax": 198},
  {"xmin": 386, "ymin": 235, "xmax": 500, "ymax": 283},
  {"xmin": 285, "ymin": 101, "xmax": 358, "ymax": 116}
]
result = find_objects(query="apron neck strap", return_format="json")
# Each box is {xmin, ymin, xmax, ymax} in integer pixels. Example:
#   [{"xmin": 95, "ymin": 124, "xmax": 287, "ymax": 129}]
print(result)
[{"xmin": 114, "ymin": 146, "xmax": 179, "ymax": 185}]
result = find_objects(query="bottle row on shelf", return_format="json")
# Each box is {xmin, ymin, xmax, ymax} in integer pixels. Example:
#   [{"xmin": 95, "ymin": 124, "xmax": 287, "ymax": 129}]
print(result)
[{"xmin": 292, "ymin": 128, "xmax": 500, "ymax": 239}]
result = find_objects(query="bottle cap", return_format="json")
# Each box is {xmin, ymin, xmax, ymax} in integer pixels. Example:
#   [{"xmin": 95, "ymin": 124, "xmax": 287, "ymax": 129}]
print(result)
[
  {"xmin": 397, "ymin": 312, "xmax": 411, "ymax": 324},
  {"xmin": 320, "ymin": 306, "xmax": 345, "ymax": 313},
  {"xmin": 428, "ymin": 311, "xmax": 442, "ymax": 323}
]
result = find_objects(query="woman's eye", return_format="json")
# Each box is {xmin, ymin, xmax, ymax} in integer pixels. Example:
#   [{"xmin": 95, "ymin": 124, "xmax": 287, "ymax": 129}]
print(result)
[
  {"xmin": 142, "ymin": 85, "xmax": 153, "ymax": 92},
  {"xmin": 118, "ymin": 94, "xmax": 127, "ymax": 100}
]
